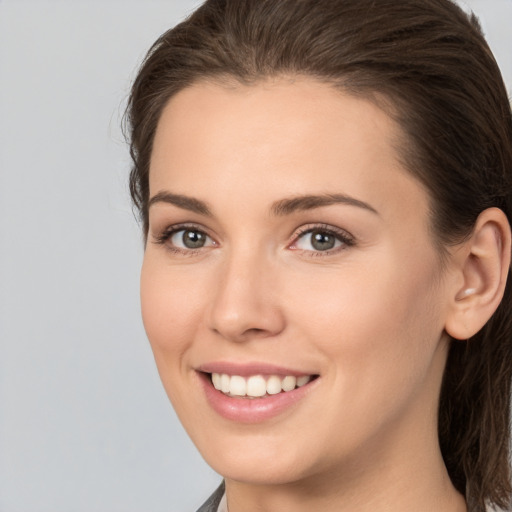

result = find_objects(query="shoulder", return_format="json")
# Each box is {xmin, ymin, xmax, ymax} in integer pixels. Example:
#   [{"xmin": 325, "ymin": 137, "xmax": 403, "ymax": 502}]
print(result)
[
  {"xmin": 484, "ymin": 503, "xmax": 509, "ymax": 512},
  {"xmin": 195, "ymin": 482, "xmax": 225, "ymax": 512}
]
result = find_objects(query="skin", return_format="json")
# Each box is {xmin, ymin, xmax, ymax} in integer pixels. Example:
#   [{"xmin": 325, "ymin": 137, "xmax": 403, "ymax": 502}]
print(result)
[{"xmin": 141, "ymin": 78, "xmax": 469, "ymax": 512}]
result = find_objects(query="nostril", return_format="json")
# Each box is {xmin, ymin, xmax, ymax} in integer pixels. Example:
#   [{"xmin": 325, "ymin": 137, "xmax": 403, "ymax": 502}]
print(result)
[{"xmin": 245, "ymin": 327, "xmax": 267, "ymax": 336}]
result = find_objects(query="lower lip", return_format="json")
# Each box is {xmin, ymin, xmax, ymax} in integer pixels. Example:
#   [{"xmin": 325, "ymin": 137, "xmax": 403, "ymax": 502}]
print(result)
[{"xmin": 199, "ymin": 372, "xmax": 317, "ymax": 423}]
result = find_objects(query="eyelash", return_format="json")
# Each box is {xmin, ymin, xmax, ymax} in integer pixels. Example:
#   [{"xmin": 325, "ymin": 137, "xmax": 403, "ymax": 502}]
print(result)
[
  {"xmin": 290, "ymin": 224, "xmax": 355, "ymax": 257},
  {"xmin": 153, "ymin": 223, "xmax": 355, "ymax": 256},
  {"xmin": 153, "ymin": 223, "xmax": 214, "ymax": 256}
]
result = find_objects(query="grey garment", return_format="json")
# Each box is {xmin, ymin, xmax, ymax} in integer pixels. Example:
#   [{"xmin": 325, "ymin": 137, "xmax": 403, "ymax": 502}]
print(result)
[
  {"xmin": 194, "ymin": 481, "xmax": 498, "ymax": 512},
  {"xmin": 196, "ymin": 482, "xmax": 225, "ymax": 512}
]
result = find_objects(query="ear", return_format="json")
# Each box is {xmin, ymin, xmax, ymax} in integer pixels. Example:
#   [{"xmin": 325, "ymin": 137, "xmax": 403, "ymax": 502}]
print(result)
[{"xmin": 445, "ymin": 207, "xmax": 511, "ymax": 340}]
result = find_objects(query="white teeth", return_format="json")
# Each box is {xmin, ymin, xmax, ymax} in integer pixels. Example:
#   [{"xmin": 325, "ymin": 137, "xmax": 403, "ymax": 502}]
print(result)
[
  {"xmin": 297, "ymin": 375, "xmax": 311, "ymax": 387},
  {"xmin": 229, "ymin": 375, "xmax": 247, "ymax": 396},
  {"xmin": 266, "ymin": 375, "xmax": 282, "ymax": 395},
  {"xmin": 211, "ymin": 373, "xmax": 314, "ymax": 397},
  {"xmin": 221, "ymin": 373, "xmax": 230, "ymax": 394},
  {"xmin": 246, "ymin": 375, "xmax": 267, "ymax": 397},
  {"xmin": 281, "ymin": 375, "xmax": 296, "ymax": 392},
  {"xmin": 212, "ymin": 372, "xmax": 221, "ymax": 390}
]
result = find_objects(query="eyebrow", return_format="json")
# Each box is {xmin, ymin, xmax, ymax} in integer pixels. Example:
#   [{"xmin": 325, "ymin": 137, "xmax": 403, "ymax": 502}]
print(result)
[
  {"xmin": 148, "ymin": 191, "xmax": 213, "ymax": 216},
  {"xmin": 271, "ymin": 193, "xmax": 379, "ymax": 216},
  {"xmin": 148, "ymin": 191, "xmax": 378, "ymax": 217}
]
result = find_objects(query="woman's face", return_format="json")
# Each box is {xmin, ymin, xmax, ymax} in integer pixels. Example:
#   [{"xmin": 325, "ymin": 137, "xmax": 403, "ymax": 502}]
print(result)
[{"xmin": 142, "ymin": 78, "xmax": 453, "ymax": 485}]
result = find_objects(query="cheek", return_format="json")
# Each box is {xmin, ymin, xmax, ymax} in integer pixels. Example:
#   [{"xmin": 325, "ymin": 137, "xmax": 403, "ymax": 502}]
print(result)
[
  {"xmin": 285, "ymin": 251, "xmax": 445, "ymax": 404},
  {"xmin": 139, "ymin": 255, "xmax": 214, "ymax": 426},
  {"xmin": 140, "ymin": 256, "xmax": 202, "ymax": 366}
]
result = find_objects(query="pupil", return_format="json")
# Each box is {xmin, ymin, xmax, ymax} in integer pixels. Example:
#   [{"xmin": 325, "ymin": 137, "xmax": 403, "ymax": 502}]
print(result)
[
  {"xmin": 311, "ymin": 230, "xmax": 335, "ymax": 251},
  {"xmin": 183, "ymin": 230, "xmax": 205, "ymax": 249}
]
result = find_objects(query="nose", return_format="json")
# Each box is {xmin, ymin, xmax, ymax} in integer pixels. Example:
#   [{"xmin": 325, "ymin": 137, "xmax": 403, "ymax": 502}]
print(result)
[{"xmin": 207, "ymin": 249, "xmax": 286, "ymax": 342}]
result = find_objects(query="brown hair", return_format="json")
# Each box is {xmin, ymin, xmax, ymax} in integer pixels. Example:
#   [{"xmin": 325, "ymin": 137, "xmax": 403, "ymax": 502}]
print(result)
[{"xmin": 126, "ymin": 0, "xmax": 512, "ymax": 509}]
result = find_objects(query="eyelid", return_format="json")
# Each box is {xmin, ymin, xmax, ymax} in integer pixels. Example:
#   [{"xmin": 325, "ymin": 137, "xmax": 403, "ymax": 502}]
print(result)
[
  {"xmin": 152, "ymin": 222, "xmax": 217, "ymax": 251},
  {"xmin": 288, "ymin": 223, "xmax": 355, "ymax": 253},
  {"xmin": 151, "ymin": 221, "xmax": 354, "ymax": 256}
]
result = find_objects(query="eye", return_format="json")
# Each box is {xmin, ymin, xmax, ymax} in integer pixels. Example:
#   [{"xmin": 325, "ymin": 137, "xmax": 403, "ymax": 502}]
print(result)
[
  {"xmin": 295, "ymin": 229, "xmax": 341, "ymax": 251},
  {"xmin": 290, "ymin": 226, "xmax": 354, "ymax": 253},
  {"xmin": 154, "ymin": 225, "xmax": 216, "ymax": 252},
  {"xmin": 171, "ymin": 228, "xmax": 212, "ymax": 249}
]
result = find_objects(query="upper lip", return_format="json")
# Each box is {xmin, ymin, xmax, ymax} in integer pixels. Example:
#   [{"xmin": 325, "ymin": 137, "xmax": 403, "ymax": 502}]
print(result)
[{"xmin": 197, "ymin": 361, "xmax": 317, "ymax": 377}]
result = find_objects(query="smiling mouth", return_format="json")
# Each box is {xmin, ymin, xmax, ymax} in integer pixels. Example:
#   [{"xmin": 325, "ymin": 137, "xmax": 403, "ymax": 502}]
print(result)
[{"xmin": 209, "ymin": 372, "xmax": 318, "ymax": 399}]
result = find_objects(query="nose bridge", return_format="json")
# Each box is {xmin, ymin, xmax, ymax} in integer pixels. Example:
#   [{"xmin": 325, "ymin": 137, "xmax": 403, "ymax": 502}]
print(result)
[{"xmin": 208, "ymin": 243, "xmax": 284, "ymax": 341}]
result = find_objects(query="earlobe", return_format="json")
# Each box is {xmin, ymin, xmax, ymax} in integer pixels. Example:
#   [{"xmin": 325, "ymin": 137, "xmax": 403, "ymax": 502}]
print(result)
[{"xmin": 445, "ymin": 208, "xmax": 511, "ymax": 341}]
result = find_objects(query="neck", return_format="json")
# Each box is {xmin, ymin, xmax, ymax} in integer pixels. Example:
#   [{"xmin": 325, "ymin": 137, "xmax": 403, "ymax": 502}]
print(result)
[{"xmin": 225, "ymin": 432, "xmax": 466, "ymax": 512}]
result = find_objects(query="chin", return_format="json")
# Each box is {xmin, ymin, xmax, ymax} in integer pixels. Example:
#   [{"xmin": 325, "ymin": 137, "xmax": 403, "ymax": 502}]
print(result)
[
  {"xmin": 211, "ymin": 458, "xmax": 308, "ymax": 486},
  {"xmin": 194, "ymin": 432, "xmax": 320, "ymax": 486}
]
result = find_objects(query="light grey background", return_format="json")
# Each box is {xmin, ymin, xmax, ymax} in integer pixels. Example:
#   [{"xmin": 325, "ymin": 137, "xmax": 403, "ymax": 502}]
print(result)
[{"xmin": 0, "ymin": 1, "xmax": 510, "ymax": 511}]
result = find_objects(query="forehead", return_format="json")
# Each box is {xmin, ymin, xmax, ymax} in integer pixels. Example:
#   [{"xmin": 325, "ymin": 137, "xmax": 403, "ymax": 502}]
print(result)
[
  {"xmin": 149, "ymin": 77, "xmax": 428, "ymax": 221},
  {"xmin": 152, "ymin": 77, "xmax": 398, "ymax": 170}
]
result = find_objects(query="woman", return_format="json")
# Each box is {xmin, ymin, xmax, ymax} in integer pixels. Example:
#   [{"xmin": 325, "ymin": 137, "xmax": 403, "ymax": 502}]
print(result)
[{"xmin": 125, "ymin": 0, "xmax": 512, "ymax": 511}]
